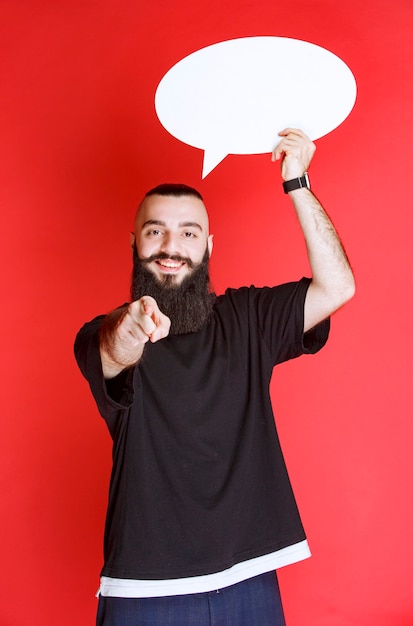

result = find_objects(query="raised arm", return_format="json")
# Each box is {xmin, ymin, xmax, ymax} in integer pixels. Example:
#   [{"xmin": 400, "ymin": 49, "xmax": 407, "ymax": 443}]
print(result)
[
  {"xmin": 272, "ymin": 128, "xmax": 355, "ymax": 332},
  {"xmin": 100, "ymin": 296, "xmax": 171, "ymax": 379}
]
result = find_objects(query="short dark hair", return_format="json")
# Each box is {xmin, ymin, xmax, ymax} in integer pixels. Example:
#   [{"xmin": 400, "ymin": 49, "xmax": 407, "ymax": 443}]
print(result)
[{"xmin": 144, "ymin": 183, "xmax": 203, "ymax": 201}]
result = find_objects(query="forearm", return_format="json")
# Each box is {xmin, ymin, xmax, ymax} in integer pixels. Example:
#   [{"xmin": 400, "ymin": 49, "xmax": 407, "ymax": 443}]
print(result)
[{"xmin": 289, "ymin": 187, "xmax": 355, "ymax": 328}]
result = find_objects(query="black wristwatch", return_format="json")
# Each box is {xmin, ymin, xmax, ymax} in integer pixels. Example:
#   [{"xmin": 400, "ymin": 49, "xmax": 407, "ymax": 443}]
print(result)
[{"xmin": 282, "ymin": 172, "xmax": 310, "ymax": 194}]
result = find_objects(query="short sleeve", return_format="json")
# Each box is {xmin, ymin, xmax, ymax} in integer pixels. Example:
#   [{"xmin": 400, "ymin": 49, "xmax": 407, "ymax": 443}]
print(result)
[
  {"xmin": 74, "ymin": 315, "xmax": 135, "ymax": 429},
  {"xmin": 251, "ymin": 277, "xmax": 330, "ymax": 364}
]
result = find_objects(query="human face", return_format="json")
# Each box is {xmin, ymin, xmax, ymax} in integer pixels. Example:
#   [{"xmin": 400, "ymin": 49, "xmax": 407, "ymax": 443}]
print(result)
[{"xmin": 132, "ymin": 194, "xmax": 213, "ymax": 285}]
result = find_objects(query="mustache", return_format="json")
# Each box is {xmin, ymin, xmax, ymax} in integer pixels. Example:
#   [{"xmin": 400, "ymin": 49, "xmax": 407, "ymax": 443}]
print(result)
[{"xmin": 138, "ymin": 251, "xmax": 196, "ymax": 269}]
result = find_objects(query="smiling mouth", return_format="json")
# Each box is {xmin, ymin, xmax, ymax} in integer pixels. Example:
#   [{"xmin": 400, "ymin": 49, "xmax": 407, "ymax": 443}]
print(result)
[{"xmin": 156, "ymin": 259, "xmax": 185, "ymax": 272}]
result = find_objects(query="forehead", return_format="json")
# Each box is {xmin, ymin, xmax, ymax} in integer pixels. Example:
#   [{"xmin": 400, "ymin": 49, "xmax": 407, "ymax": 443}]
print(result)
[{"xmin": 135, "ymin": 194, "xmax": 209, "ymax": 233}]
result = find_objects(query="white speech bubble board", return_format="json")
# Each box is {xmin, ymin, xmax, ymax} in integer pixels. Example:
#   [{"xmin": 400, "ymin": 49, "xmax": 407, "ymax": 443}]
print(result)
[{"xmin": 155, "ymin": 37, "xmax": 357, "ymax": 178}]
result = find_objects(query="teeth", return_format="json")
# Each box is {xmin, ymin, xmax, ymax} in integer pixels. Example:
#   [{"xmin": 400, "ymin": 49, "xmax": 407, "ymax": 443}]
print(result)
[{"xmin": 159, "ymin": 261, "xmax": 181, "ymax": 268}]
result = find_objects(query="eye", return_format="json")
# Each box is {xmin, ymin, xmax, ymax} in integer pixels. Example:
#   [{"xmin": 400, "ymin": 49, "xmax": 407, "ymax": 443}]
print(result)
[
  {"xmin": 183, "ymin": 231, "xmax": 196, "ymax": 238},
  {"xmin": 146, "ymin": 229, "xmax": 162, "ymax": 237}
]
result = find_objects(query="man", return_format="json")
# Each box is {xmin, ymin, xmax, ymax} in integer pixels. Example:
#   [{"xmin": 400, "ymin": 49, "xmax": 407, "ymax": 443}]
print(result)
[{"xmin": 75, "ymin": 128, "xmax": 355, "ymax": 625}]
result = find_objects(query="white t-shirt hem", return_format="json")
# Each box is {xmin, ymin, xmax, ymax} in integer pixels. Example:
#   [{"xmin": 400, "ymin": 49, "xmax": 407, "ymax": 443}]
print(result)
[{"xmin": 98, "ymin": 540, "xmax": 311, "ymax": 598}]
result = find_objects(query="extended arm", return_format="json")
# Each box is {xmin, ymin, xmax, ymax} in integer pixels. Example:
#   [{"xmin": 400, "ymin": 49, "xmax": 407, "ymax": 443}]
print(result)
[{"xmin": 273, "ymin": 128, "xmax": 355, "ymax": 332}]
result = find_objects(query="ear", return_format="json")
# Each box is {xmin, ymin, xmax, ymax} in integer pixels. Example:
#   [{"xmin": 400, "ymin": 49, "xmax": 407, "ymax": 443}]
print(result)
[
  {"xmin": 207, "ymin": 234, "xmax": 214, "ymax": 257},
  {"xmin": 130, "ymin": 232, "xmax": 136, "ymax": 252}
]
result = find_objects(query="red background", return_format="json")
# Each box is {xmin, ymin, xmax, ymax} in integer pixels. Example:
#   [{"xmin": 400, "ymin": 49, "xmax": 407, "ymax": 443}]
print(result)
[{"xmin": 1, "ymin": 1, "xmax": 412, "ymax": 624}]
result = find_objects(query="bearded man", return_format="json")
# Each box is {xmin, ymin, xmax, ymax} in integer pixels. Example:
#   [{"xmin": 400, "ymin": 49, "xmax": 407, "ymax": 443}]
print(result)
[{"xmin": 75, "ymin": 129, "xmax": 355, "ymax": 626}]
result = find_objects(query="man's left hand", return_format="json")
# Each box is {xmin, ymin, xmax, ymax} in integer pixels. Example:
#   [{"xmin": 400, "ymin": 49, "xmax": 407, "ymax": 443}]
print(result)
[{"xmin": 272, "ymin": 128, "xmax": 316, "ymax": 181}]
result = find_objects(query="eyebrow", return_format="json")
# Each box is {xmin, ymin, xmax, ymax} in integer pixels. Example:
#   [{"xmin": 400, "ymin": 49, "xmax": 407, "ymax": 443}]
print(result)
[{"xmin": 142, "ymin": 219, "xmax": 204, "ymax": 231}]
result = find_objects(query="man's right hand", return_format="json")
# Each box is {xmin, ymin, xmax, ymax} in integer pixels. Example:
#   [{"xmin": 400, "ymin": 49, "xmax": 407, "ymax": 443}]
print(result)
[{"xmin": 100, "ymin": 296, "xmax": 171, "ymax": 379}]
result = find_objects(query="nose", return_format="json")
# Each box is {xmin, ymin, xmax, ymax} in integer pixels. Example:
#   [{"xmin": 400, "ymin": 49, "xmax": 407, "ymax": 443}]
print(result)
[{"xmin": 159, "ymin": 232, "xmax": 181, "ymax": 257}]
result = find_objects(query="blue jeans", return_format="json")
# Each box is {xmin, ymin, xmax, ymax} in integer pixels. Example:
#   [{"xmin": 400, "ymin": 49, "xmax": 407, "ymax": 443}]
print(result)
[{"xmin": 96, "ymin": 571, "xmax": 286, "ymax": 625}]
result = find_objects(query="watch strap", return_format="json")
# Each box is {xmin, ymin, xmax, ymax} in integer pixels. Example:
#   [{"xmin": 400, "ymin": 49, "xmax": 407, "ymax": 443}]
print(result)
[{"xmin": 282, "ymin": 172, "xmax": 310, "ymax": 194}]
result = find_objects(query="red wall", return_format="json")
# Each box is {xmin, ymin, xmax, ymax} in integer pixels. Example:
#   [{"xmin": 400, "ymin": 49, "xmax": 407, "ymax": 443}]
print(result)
[{"xmin": 1, "ymin": 1, "xmax": 412, "ymax": 624}]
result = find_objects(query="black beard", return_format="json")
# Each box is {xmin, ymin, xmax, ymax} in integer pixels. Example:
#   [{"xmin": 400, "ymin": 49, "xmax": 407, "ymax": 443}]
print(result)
[{"xmin": 131, "ymin": 246, "xmax": 216, "ymax": 335}]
